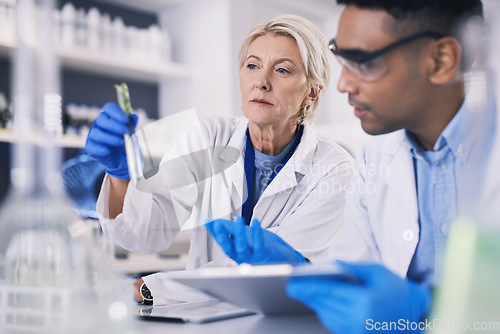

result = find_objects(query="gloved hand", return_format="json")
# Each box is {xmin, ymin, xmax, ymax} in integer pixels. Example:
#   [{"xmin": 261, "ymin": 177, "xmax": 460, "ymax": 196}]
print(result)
[
  {"xmin": 205, "ymin": 216, "xmax": 306, "ymax": 265},
  {"xmin": 286, "ymin": 262, "xmax": 432, "ymax": 334},
  {"xmin": 85, "ymin": 102, "xmax": 138, "ymax": 180}
]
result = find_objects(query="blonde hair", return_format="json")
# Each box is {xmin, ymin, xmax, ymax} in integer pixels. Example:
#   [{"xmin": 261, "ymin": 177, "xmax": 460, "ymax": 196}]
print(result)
[{"xmin": 238, "ymin": 15, "xmax": 333, "ymax": 124}]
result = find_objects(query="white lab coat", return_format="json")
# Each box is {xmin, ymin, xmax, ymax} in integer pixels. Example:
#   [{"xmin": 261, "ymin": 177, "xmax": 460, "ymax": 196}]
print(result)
[
  {"xmin": 328, "ymin": 131, "xmax": 420, "ymax": 277},
  {"xmin": 328, "ymin": 102, "xmax": 494, "ymax": 278},
  {"xmin": 97, "ymin": 116, "xmax": 354, "ymax": 270}
]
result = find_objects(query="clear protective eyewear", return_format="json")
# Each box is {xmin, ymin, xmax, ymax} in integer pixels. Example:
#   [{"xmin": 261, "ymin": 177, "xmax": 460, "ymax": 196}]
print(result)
[{"xmin": 329, "ymin": 31, "xmax": 445, "ymax": 82}]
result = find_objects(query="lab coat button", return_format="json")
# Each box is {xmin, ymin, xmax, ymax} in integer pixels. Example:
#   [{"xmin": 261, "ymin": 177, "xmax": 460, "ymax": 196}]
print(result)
[{"xmin": 402, "ymin": 230, "xmax": 414, "ymax": 242}]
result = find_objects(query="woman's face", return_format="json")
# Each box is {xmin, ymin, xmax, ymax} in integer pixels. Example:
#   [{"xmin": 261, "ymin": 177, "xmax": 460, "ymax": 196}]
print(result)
[{"xmin": 240, "ymin": 34, "xmax": 314, "ymax": 129}]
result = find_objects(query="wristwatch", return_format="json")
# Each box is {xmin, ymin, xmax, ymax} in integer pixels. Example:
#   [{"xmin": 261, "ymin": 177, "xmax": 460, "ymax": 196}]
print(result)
[{"xmin": 140, "ymin": 282, "xmax": 154, "ymax": 305}]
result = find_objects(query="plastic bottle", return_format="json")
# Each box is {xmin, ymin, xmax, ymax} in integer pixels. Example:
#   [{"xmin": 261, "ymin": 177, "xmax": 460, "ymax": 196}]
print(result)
[
  {"xmin": 60, "ymin": 2, "xmax": 76, "ymax": 47},
  {"xmin": 75, "ymin": 7, "xmax": 87, "ymax": 47},
  {"xmin": 136, "ymin": 28, "xmax": 147, "ymax": 59},
  {"xmin": 51, "ymin": 8, "xmax": 61, "ymax": 46},
  {"xmin": 100, "ymin": 13, "xmax": 112, "ymax": 54},
  {"xmin": 148, "ymin": 24, "xmax": 162, "ymax": 61},
  {"xmin": 87, "ymin": 7, "xmax": 100, "ymax": 51},
  {"xmin": 111, "ymin": 16, "xmax": 125, "ymax": 55}
]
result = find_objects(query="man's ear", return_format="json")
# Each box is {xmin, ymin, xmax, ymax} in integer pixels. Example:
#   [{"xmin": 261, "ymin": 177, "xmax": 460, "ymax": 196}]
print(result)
[{"xmin": 427, "ymin": 37, "xmax": 462, "ymax": 85}]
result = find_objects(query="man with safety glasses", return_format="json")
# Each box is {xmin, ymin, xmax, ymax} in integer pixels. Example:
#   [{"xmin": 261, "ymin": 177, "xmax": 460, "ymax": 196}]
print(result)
[
  {"xmin": 206, "ymin": 1, "xmax": 491, "ymax": 333},
  {"xmin": 290, "ymin": 1, "xmax": 488, "ymax": 333}
]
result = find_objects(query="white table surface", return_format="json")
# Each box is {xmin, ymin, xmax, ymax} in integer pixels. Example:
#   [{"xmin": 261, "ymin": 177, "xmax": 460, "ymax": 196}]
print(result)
[{"xmin": 134, "ymin": 313, "xmax": 331, "ymax": 334}]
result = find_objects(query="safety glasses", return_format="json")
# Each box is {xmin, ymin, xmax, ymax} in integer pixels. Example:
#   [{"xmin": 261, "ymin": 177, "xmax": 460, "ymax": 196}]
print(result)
[{"xmin": 329, "ymin": 31, "xmax": 445, "ymax": 82}]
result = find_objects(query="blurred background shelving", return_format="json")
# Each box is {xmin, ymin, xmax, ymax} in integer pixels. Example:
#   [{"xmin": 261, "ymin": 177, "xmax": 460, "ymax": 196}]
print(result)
[{"xmin": 0, "ymin": 34, "xmax": 190, "ymax": 82}]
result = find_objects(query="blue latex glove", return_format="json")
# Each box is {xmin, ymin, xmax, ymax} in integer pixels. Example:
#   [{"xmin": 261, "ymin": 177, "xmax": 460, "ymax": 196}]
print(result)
[
  {"xmin": 205, "ymin": 216, "xmax": 306, "ymax": 265},
  {"xmin": 85, "ymin": 102, "xmax": 138, "ymax": 180},
  {"xmin": 286, "ymin": 262, "xmax": 432, "ymax": 334}
]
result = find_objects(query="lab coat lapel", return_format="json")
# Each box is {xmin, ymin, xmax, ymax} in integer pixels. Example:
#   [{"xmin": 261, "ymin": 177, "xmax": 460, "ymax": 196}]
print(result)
[
  {"xmin": 382, "ymin": 133, "xmax": 418, "ymax": 218},
  {"xmin": 253, "ymin": 125, "xmax": 316, "ymax": 225},
  {"xmin": 215, "ymin": 119, "xmax": 247, "ymax": 216}
]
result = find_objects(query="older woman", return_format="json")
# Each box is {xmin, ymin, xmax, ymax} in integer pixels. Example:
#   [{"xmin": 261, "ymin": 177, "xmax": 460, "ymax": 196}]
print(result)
[{"xmin": 86, "ymin": 14, "xmax": 353, "ymax": 304}]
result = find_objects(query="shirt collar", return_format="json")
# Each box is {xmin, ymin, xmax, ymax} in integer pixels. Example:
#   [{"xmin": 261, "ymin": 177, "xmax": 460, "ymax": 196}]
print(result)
[
  {"xmin": 405, "ymin": 100, "xmax": 471, "ymax": 163},
  {"xmin": 440, "ymin": 100, "xmax": 470, "ymax": 162}
]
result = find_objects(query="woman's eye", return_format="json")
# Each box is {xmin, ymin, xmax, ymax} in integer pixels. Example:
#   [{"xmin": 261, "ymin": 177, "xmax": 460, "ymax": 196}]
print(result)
[
  {"xmin": 247, "ymin": 64, "xmax": 257, "ymax": 69},
  {"xmin": 277, "ymin": 68, "xmax": 290, "ymax": 74}
]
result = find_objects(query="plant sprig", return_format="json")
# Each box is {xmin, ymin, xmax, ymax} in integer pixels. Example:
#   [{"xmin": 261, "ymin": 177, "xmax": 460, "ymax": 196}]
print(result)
[{"xmin": 114, "ymin": 82, "xmax": 132, "ymax": 115}]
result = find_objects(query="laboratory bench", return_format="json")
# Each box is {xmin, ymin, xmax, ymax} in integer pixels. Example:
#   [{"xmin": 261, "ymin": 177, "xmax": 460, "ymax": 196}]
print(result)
[{"xmin": 135, "ymin": 313, "xmax": 330, "ymax": 334}]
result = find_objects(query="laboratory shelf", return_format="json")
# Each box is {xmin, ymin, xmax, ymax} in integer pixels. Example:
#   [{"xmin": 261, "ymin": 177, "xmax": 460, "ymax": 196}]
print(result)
[
  {"xmin": 0, "ymin": 36, "xmax": 190, "ymax": 84},
  {"xmin": 0, "ymin": 129, "xmax": 86, "ymax": 149},
  {"xmin": 58, "ymin": 46, "xmax": 190, "ymax": 83}
]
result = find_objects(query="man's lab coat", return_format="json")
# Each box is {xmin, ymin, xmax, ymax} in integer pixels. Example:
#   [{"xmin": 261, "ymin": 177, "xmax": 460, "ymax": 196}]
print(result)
[
  {"xmin": 328, "ymin": 130, "xmax": 420, "ymax": 277},
  {"xmin": 329, "ymin": 99, "xmax": 493, "ymax": 278}
]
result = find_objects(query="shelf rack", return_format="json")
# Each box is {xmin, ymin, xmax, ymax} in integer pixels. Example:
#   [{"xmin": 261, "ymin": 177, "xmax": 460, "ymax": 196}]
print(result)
[{"xmin": 0, "ymin": 35, "xmax": 190, "ymax": 84}]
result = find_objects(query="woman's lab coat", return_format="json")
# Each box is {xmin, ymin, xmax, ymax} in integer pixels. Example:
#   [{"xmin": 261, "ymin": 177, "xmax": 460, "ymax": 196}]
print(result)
[{"xmin": 97, "ymin": 116, "xmax": 354, "ymax": 269}]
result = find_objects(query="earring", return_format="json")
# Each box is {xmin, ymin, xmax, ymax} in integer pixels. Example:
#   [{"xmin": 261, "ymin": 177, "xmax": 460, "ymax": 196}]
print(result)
[{"xmin": 298, "ymin": 106, "xmax": 308, "ymax": 124}]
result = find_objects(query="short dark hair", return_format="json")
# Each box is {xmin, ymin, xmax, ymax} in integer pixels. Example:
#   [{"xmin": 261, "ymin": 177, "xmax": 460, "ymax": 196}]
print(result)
[{"xmin": 336, "ymin": 0, "xmax": 483, "ymax": 39}]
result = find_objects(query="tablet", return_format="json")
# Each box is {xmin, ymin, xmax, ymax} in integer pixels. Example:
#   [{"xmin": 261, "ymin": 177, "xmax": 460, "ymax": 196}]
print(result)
[
  {"xmin": 165, "ymin": 263, "xmax": 348, "ymax": 316},
  {"xmin": 138, "ymin": 299, "xmax": 254, "ymax": 323}
]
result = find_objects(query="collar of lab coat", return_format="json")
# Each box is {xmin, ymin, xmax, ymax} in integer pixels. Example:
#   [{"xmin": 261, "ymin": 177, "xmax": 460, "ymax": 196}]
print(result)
[
  {"xmin": 216, "ymin": 118, "xmax": 248, "ymax": 203},
  {"xmin": 219, "ymin": 117, "xmax": 249, "ymax": 161},
  {"xmin": 379, "ymin": 130, "xmax": 419, "ymax": 215},
  {"xmin": 216, "ymin": 117, "xmax": 317, "ymax": 199}
]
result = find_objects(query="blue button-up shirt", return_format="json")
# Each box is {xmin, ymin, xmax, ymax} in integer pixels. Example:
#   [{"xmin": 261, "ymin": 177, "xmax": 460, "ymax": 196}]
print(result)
[{"xmin": 406, "ymin": 103, "xmax": 469, "ymax": 285}]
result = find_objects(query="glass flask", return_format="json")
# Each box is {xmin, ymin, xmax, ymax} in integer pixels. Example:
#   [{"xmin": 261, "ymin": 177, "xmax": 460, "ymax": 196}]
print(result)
[{"xmin": 0, "ymin": 0, "xmax": 136, "ymax": 333}]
